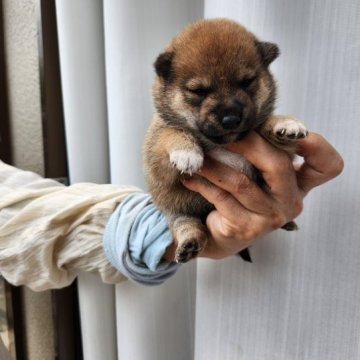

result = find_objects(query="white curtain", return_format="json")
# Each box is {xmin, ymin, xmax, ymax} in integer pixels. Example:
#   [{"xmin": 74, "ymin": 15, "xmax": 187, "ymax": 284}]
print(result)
[
  {"xmin": 55, "ymin": 1, "xmax": 117, "ymax": 359},
  {"xmin": 56, "ymin": 1, "xmax": 202, "ymax": 359},
  {"xmin": 56, "ymin": 0, "xmax": 360, "ymax": 359}
]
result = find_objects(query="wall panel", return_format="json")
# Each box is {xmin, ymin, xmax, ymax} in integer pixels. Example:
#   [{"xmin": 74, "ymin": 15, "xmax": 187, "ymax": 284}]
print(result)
[{"xmin": 194, "ymin": 1, "xmax": 360, "ymax": 359}]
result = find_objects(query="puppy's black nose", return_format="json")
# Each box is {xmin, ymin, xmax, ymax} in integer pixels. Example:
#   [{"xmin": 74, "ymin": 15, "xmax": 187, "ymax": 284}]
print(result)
[{"xmin": 221, "ymin": 115, "xmax": 241, "ymax": 130}]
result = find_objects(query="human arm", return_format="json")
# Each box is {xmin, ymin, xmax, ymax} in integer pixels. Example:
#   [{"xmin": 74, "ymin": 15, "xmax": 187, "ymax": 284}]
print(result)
[
  {"xmin": 0, "ymin": 160, "xmax": 138, "ymax": 290},
  {"xmin": 0, "ymin": 160, "xmax": 179, "ymax": 290}
]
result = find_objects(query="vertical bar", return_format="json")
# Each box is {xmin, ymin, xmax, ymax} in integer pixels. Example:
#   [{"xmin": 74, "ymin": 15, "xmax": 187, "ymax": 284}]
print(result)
[
  {"xmin": 0, "ymin": 0, "xmax": 11, "ymax": 164},
  {"xmin": 37, "ymin": 0, "xmax": 68, "ymax": 179},
  {"xmin": 37, "ymin": 1, "xmax": 83, "ymax": 358},
  {"xmin": 55, "ymin": 1, "xmax": 116, "ymax": 360},
  {"xmin": 103, "ymin": 1, "xmax": 203, "ymax": 359},
  {"xmin": 55, "ymin": 0, "xmax": 110, "ymax": 184}
]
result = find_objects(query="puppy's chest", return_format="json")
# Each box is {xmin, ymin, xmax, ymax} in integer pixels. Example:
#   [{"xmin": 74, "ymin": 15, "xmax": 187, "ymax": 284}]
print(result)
[{"xmin": 207, "ymin": 147, "xmax": 256, "ymax": 180}]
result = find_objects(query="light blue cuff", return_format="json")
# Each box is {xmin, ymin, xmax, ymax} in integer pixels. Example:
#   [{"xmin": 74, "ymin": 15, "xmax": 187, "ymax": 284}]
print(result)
[{"xmin": 103, "ymin": 193, "xmax": 180, "ymax": 285}]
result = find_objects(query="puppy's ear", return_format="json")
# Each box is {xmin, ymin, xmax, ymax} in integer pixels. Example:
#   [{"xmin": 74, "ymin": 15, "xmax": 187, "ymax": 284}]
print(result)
[
  {"xmin": 154, "ymin": 51, "xmax": 174, "ymax": 80},
  {"xmin": 256, "ymin": 41, "xmax": 280, "ymax": 66}
]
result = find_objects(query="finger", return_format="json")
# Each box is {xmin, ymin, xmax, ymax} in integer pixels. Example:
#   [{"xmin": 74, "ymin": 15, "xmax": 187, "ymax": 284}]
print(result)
[
  {"xmin": 296, "ymin": 132, "xmax": 344, "ymax": 194},
  {"xmin": 225, "ymin": 132, "xmax": 301, "ymax": 204},
  {"xmin": 198, "ymin": 211, "xmax": 254, "ymax": 259},
  {"xmin": 183, "ymin": 174, "xmax": 295, "ymax": 231},
  {"xmin": 181, "ymin": 176, "xmax": 250, "ymax": 224},
  {"xmin": 198, "ymin": 157, "xmax": 275, "ymax": 215}
]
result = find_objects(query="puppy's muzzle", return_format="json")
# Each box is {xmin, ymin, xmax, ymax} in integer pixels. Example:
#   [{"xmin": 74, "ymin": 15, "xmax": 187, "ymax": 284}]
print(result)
[
  {"xmin": 221, "ymin": 115, "xmax": 241, "ymax": 130},
  {"xmin": 214, "ymin": 102, "xmax": 245, "ymax": 131}
]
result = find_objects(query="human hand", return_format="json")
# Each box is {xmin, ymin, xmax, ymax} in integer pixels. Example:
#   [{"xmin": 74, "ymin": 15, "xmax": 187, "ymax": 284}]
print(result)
[{"xmin": 180, "ymin": 132, "xmax": 343, "ymax": 259}]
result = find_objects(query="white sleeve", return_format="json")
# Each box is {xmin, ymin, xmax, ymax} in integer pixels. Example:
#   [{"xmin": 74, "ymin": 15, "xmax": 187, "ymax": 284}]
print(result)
[{"xmin": 0, "ymin": 160, "xmax": 141, "ymax": 291}]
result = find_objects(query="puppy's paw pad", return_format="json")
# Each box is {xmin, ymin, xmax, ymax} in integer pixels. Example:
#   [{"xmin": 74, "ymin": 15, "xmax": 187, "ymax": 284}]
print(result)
[
  {"xmin": 175, "ymin": 239, "xmax": 203, "ymax": 263},
  {"xmin": 273, "ymin": 118, "xmax": 308, "ymax": 142},
  {"xmin": 169, "ymin": 149, "xmax": 204, "ymax": 175}
]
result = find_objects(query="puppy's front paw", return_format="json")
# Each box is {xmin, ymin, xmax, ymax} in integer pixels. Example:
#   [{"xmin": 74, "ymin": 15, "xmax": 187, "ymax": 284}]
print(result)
[
  {"xmin": 169, "ymin": 149, "xmax": 204, "ymax": 175},
  {"xmin": 272, "ymin": 116, "xmax": 308, "ymax": 142}
]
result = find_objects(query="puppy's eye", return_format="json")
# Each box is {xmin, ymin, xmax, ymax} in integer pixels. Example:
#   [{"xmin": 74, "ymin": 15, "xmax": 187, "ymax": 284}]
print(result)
[
  {"xmin": 186, "ymin": 87, "xmax": 211, "ymax": 97},
  {"xmin": 237, "ymin": 76, "xmax": 256, "ymax": 89}
]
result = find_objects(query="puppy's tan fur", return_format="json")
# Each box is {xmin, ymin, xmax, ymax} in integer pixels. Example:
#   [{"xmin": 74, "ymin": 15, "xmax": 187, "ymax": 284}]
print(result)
[{"xmin": 143, "ymin": 19, "xmax": 307, "ymax": 263}]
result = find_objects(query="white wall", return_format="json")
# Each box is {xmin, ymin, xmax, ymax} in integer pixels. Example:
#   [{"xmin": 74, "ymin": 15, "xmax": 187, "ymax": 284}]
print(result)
[{"xmin": 194, "ymin": 1, "xmax": 360, "ymax": 359}]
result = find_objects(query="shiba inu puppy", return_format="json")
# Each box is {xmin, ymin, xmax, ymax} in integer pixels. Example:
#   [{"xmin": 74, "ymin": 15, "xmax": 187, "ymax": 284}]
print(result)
[{"xmin": 143, "ymin": 19, "xmax": 307, "ymax": 263}]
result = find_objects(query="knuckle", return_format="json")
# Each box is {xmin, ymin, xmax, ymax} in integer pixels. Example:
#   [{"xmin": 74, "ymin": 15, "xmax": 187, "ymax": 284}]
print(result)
[
  {"xmin": 330, "ymin": 155, "xmax": 344, "ymax": 178},
  {"xmin": 213, "ymin": 188, "xmax": 232, "ymax": 203},
  {"xmin": 242, "ymin": 226, "xmax": 261, "ymax": 242},
  {"xmin": 270, "ymin": 196, "xmax": 303, "ymax": 230},
  {"xmin": 243, "ymin": 230, "xmax": 259, "ymax": 243},
  {"xmin": 272, "ymin": 156, "xmax": 292, "ymax": 174},
  {"xmin": 222, "ymin": 225, "xmax": 235, "ymax": 239},
  {"xmin": 271, "ymin": 210, "xmax": 288, "ymax": 229},
  {"xmin": 292, "ymin": 198, "xmax": 304, "ymax": 218},
  {"xmin": 220, "ymin": 218, "xmax": 259, "ymax": 242},
  {"xmin": 234, "ymin": 174, "xmax": 252, "ymax": 193}
]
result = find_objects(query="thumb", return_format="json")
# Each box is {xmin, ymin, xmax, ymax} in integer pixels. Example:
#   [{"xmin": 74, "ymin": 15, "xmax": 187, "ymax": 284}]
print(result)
[{"xmin": 296, "ymin": 132, "xmax": 344, "ymax": 194}]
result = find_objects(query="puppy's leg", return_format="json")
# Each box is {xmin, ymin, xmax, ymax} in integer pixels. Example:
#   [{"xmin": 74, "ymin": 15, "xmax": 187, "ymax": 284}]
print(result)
[
  {"xmin": 169, "ymin": 215, "xmax": 208, "ymax": 263},
  {"xmin": 259, "ymin": 115, "xmax": 308, "ymax": 153},
  {"xmin": 168, "ymin": 137, "xmax": 204, "ymax": 176},
  {"xmin": 147, "ymin": 123, "xmax": 204, "ymax": 175}
]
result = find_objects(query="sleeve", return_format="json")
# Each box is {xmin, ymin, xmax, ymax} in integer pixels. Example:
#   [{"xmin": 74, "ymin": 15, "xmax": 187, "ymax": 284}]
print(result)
[{"xmin": 0, "ymin": 160, "xmax": 140, "ymax": 291}]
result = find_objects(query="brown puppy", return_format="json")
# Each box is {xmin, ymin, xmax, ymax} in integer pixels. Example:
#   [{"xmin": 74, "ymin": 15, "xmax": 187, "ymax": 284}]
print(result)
[{"xmin": 143, "ymin": 19, "xmax": 307, "ymax": 263}]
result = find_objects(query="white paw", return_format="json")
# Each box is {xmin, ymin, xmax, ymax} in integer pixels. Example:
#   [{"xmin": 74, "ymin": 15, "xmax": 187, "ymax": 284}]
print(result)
[
  {"xmin": 273, "ymin": 117, "xmax": 308, "ymax": 141},
  {"xmin": 169, "ymin": 149, "xmax": 204, "ymax": 175}
]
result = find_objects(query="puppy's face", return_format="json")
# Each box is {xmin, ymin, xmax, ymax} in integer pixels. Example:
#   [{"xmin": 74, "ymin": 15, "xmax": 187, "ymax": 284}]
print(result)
[{"xmin": 153, "ymin": 19, "xmax": 279, "ymax": 144}]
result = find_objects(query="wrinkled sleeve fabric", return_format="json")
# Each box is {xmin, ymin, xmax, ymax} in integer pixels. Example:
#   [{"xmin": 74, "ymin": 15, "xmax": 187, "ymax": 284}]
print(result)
[
  {"xmin": 0, "ymin": 160, "xmax": 176, "ymax": 291},
  {"xmin": 104, "ymin": 193, "xmax": 180, "ymax": 285}
]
